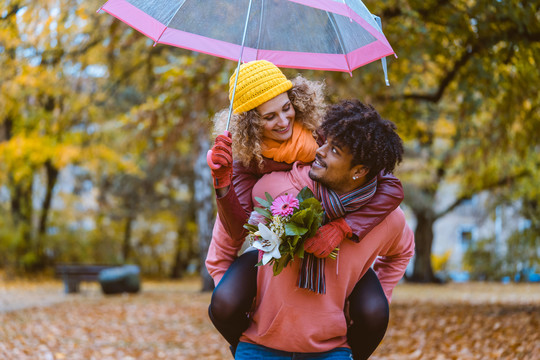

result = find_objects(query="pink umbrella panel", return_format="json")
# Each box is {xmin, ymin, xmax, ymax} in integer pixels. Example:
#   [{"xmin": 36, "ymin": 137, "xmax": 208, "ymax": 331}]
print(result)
[{"xmin": 99, "ymin": 0, "xmax": 395, "ymax": 73}]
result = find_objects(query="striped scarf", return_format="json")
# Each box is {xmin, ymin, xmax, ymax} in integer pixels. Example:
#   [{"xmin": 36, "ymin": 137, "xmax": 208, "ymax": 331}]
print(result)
[{"xmin": 298, "ymin": 176, "xmax": 378, "ymax": 294}]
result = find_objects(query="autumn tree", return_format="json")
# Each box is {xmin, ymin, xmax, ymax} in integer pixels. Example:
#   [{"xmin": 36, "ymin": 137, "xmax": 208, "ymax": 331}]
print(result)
[
  {"xmin": 120, "ymin": 54, "xmax": 231, "ymax": 288},
  {"xmin": 0, "ymin": 0, "xmax": 161, "ymax": 270},
  {"xmin": 325, "ymin": 0, "xmax": 540, "ymax": 281}
]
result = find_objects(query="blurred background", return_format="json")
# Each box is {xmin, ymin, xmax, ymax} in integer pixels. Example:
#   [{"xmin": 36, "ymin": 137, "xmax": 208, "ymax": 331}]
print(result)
[{"xmin": 0, "ymin": 0, "xmax": 538, "ymax": 291}]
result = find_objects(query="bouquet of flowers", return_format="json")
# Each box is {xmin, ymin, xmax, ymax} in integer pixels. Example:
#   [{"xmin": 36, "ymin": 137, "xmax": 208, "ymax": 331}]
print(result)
[{"xmin": 243, "ymin": 186, "xmax": 325, "ymax": 276}]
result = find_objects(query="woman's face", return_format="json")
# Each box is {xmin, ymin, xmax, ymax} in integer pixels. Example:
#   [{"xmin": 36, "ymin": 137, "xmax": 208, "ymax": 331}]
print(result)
[{"xmin": 256, "ymin": 92, "xmax": 295, "ymax": 143}]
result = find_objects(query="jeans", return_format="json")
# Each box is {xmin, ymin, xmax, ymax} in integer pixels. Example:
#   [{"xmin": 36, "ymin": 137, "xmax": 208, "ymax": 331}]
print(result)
[{"xmin": 235, "ymin": 342, "xmax": 353, "ymax": 360}]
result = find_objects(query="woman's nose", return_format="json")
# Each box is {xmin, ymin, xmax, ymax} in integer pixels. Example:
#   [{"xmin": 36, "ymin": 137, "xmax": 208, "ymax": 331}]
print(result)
[{"xmin": 277, "ymin": 113, "xmax": 289, "ymax": 126}]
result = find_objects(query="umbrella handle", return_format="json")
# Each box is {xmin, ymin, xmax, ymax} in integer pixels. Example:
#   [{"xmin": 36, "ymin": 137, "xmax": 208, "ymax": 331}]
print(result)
[{"xmin": 226, "ymin": 0, "xmax": 254, "ymax": 131}]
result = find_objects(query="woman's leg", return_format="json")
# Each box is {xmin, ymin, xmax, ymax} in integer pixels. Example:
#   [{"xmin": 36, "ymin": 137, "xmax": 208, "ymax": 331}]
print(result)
[
  {"xmin": 208, "ymin": 250, "xmax": 258, "ymax": 353},
  {"xmin": 347, "ymin": 268, "xmax": 389, "ymax": 360}
]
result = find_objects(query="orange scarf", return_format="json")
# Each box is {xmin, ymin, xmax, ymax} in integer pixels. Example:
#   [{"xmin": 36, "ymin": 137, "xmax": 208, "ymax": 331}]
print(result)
[{"xmin": 261, "ymin": 122, "xmax": 318, "ymax": 164}]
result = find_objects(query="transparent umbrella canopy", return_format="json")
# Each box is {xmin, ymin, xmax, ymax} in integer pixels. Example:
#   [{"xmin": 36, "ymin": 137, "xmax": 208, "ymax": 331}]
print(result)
[{"xmin": 99, "ymin": 0, "xmax": 395, "ymax": 126}]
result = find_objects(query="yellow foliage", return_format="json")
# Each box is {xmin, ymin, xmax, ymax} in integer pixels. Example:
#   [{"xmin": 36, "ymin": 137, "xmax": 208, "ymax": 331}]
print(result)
[
  {"xmin": 432, "ymin": 250, "xmax": 452, "ymax": 273},
  {"xmin": 0, "ymin": 135, "xmax": 54, "ymax": 183},
  {"xmin": 434, "ymin": 117, "xmax": 456, "ymax": 138},
  {"xmin": 82, "ymin": 145, "xmax": 142, "ymax": 176}
]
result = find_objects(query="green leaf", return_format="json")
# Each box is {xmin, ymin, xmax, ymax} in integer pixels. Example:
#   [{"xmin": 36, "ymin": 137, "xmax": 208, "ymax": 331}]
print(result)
[
  {"xmin": 255, "ymin": 196, "xmax": 272, "ymax": 209},
  {"xmin": 254, "ymin": 207, "xmax": 272, "ymax": 219},
  {"xmin": 289, "ymin": 234, "xmax": 301, "ymax": 248},
  {"xmin": 297, "ymin": 186, "xmax": 315, "ymax": 203},
  {"xmin": 243, "ymin": 223, "xmax": 258, "ymax": 232},
  {"xmin": 265, "ymin": 192, "xmax": 274, "ymax": 204},
  {"xmin": 273, "ymin": 253, "xmax": 293, "ymax": 276},
  {"xmin": 299, "ymin": 197, "xmax": 324, "ymax": 212},
  {"xmin": 295, "ymin": 244, "xmax": 305, "ymax": 259},
  {"xmin": 285, "ymin": 222, "xmax": 308, "ymax": 236}
]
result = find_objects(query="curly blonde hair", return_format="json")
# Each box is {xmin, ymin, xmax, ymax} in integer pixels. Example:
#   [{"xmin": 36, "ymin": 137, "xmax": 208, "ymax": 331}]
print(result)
[{"xmin": 213, "ymin": 75, "xmax": 326, "ymax": 167}]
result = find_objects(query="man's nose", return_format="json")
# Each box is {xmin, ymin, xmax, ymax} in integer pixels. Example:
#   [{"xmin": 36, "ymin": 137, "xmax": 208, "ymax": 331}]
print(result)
[{"xmin": 316, "ymin": 144, "xmax": 328, "ymax": 157}]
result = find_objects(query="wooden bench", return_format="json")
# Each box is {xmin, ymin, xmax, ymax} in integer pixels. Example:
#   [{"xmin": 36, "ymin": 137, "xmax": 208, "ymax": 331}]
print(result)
[{"xmin": 55, "ymin": 264, "xmax": 116, "ymax": 293}]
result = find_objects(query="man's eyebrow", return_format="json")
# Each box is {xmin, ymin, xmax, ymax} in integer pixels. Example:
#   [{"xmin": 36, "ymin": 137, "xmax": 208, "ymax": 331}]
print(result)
[{"xmin": 331, "ymin": 142, "xmax": 344, "ymax": 153}]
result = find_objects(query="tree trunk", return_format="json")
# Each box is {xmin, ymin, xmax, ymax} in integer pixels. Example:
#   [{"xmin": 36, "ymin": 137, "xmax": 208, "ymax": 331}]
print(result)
[
  {"xmin": 38, "ymin": 161, "xmax": 59, "ymax": 235},
  {"xmin": 170, "ymin": 233, "xmax": 186, "ymax": 279},
  {"xmin": 0, "ymin": 115, "xmax": 13, "ymax": 141},
  {"xmin": 194, "ymin": 129, "xmax": 215, "ymax": 292},
  {"xmin": 409, "ymin": 209, "xmax": 439, "ymax": 282},
  {"xmin": 10, "ymin": 179, "xmax": 34, "ymax": 270},
  {"xmin": 122, "ymin": 215, "xmax": 134, "ymax": 263},
  {"xmin": 170, "ymin": 205, "xmax": 196, "ymax": 279},
  {"xmin": 36, "ymin": 160, "xmax": 59, "ymax": 266}
]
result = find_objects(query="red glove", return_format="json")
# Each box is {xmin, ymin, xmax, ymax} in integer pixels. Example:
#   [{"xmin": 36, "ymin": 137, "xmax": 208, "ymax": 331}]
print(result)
[
  {"xmin": 304, "ymin": 218, "xmax": 352, "ymax": 258},
  {"xmin": 207, "ymin": 131, "xmax": 233, "ymax": 189}
]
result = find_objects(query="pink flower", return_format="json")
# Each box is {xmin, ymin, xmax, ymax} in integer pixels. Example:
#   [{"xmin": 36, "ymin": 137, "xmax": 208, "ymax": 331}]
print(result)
[{"xmin": 270, "ymin": 194, "xmax": 299, "ymax": 217}]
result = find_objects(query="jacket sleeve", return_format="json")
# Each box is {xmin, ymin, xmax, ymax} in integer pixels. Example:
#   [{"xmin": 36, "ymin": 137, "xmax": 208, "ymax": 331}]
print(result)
[
  {"xmin": 373, "ymin": 223, "xmax": 415, "ymax": 303},
  {"xmin": 343, "ymin": 172, "xmax": 404, "ymax": 242},
  {"xmin": 205, "ymin": 213, "xmax": 244, "ymax": 286},
  {"xmin": 216, "ymin": 185, "xmax": 250, "ymax": 245},
  {"xmin": 215, "ymin": 159, "xmax": 294, "ymax": 242}
]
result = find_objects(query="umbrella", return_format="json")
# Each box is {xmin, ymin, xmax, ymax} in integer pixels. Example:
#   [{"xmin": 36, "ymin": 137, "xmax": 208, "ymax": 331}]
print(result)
[{"xmin": 98, "ymin": 0, "xmax": 395, "ymax": 126}]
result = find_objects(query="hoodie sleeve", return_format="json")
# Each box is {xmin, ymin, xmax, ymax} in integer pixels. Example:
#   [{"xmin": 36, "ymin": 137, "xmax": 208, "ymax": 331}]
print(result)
[{"xmin": 373, "ymin": 218, "xmax": 415, "ymax": 303}]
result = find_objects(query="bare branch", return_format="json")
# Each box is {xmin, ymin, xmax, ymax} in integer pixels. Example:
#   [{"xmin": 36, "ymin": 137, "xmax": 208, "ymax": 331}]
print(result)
[
  {"xmin": 0, "ymin": 4, "xmax": 22, "ymax": 21},
  {"xmin": 390, "ymin": 44, "xmax": 478, "ymax": 103},
  {"xmin": 436, "ymin": 169, "xmax": 531, "ymax": 219}
]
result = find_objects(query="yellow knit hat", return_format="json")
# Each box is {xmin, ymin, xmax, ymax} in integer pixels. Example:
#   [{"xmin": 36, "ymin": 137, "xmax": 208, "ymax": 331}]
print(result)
[{"xmin": 229, "ymin": 60, "xmax": 293, "ymax": 114}]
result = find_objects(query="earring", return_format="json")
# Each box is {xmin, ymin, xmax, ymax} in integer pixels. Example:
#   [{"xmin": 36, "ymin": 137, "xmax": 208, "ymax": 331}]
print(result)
[{"xmin": 353, "ymin": 176, "xmax": 358, "ymax": 180}]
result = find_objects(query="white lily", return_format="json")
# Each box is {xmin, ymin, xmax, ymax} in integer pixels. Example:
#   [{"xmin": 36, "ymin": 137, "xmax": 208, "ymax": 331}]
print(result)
[{"xmin": 252, "ymin": 223, "xmax": 282, "ymax": 265}]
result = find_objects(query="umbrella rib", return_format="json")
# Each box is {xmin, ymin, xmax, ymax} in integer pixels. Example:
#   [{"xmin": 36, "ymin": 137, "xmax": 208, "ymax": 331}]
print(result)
[
  {"xmin": 255, "ymin": 0, "xmax": 266, "ymax": 59},
  {"xmin": 226, "ymin": 0, "xmax": 255, "ymax": 130},
  {"xmin": 326, "ymin": 11, "xmax": 352, "ymax": 75},
  {"xmin": 155, "ymin": 0, "xmax": 189, "ymax": 44}
]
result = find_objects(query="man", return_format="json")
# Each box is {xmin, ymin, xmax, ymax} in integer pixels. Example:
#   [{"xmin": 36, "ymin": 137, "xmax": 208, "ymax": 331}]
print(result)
[{"xmin": 206, "ymin": 100, "xmax": 414, "ymax": 359}]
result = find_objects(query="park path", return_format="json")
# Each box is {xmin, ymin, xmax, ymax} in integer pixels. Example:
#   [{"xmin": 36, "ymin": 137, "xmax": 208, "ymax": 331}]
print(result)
[
  {"xmin": 0, "ymin": 279, "xmax": 70, "ymax": 313},
  {"xmin": 2, "ymin": 278, "xmax": 540, "ymax": 313},
  {"xmin": 0, "ymin": 277, "xmax": 205, "ymax": 313}
]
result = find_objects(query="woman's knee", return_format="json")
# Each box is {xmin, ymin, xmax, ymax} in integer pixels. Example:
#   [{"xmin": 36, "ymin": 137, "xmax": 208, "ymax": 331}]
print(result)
[
  {"xmin": 348, "ymin": 269, "xmax": 389, "ymax": 329},
  {"xmin": 210, "ymin": 286, "xmax": 244, "ymax": 321},
  {"xmin": 209, "ymin": 250, "xmax": 259, "ymax": 321},
  {"xmin": 350, "ymin": 295, "xmax": 389, "ymax": 329}
]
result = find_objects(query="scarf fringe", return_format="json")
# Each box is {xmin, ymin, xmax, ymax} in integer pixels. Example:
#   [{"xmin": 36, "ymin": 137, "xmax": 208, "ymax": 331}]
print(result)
[{"xmin": 298, "ymin": 254, "xmax": 326, "ymax": 294}]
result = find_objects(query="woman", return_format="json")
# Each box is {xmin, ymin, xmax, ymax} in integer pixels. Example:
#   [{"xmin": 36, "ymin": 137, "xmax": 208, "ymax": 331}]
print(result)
[{"xmin": 206, "ymin": 60, "xmax": 403, "ymax": 359}]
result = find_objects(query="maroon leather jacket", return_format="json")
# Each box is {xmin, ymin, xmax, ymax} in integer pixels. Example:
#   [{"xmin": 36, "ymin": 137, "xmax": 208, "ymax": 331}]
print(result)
[{"xmin": 216, "ymin": 158, "xmax": 404, "ymax": 245}]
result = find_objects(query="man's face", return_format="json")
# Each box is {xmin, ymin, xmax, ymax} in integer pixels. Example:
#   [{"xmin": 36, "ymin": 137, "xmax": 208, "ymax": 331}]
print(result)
[{"xmin": 309, "ymin": 137, "xmax": 362, "ymax": 194}]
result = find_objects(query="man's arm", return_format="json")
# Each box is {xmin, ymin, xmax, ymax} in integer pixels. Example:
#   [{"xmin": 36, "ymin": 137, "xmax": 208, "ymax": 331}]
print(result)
[{"xmin": 372, "ymin": 214, "xmax": 415, "ymax": 303}]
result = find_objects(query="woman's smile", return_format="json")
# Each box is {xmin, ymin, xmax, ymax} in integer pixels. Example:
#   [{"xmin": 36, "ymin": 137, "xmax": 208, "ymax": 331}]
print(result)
[{"xmin": 274, "ymin": 122, "xmax": 291, "ymax": 134}]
